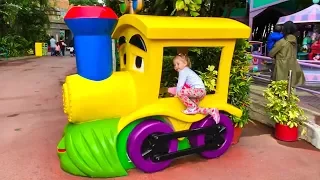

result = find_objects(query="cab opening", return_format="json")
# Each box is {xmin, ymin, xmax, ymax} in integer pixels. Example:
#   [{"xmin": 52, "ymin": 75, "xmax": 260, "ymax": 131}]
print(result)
[{"xmin": 159, "ymin": 47, "xmax": 223, "ymax": 98}]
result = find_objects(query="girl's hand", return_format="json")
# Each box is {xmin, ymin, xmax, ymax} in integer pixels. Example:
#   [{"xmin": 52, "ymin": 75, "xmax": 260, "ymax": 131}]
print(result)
[{"xmin": 168, "ymin": 87, "xmax": 177, "ymax": 95}]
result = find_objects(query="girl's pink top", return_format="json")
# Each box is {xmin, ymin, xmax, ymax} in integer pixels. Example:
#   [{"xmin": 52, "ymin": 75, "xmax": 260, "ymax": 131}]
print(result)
[
  {"xmin": 183, "ymin": 84, "xmax": 191, "ymax": 88},
  {"xmin": 55, "ymin": 45, "xmax": 60, "ymax": 51}
]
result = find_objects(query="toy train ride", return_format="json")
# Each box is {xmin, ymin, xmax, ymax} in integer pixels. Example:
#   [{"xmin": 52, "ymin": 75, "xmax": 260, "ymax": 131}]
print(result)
[{"xmin": 57, "ymin": 6, "xmax": 251, "ymax": 178}]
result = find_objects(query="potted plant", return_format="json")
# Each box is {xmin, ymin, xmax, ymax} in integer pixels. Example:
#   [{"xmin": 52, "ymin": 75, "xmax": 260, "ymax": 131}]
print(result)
[{"xmin": 263, "ymin": 80, "xmax": 307, "ymax": 141}]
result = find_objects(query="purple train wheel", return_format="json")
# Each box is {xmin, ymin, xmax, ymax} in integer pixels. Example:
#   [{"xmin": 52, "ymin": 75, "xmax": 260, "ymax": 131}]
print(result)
[
  {"xmin": 127, "ymin": 119, "xmax": 178, "ymax": 173},
  {"xmin": 188, "ymin": 114, "xmax": 234, "ymax": 159}
]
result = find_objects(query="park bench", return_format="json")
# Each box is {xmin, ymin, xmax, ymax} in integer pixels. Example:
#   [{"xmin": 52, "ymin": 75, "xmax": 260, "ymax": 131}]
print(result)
[{"xmin": 0, "ymin": 47, "xmax": 8, "ymax": 60}]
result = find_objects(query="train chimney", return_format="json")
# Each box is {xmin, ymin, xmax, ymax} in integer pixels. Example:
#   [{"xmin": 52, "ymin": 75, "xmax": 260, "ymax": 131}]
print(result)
[{"xmin": 64, "ymin": 6, "xmax": 118, "ymax": 81}]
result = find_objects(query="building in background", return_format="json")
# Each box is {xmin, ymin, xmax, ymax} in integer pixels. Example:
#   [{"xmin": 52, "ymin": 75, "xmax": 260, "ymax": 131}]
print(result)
[{"xmin": 48, "ymin": 0, "xmax": 73, "ymax": 44}]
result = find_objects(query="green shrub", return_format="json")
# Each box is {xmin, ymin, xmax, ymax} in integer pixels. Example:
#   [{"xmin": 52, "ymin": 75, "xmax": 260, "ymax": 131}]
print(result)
[
  {"xmin": 161, "ymin": 56, "xmax": 177, "ymax": 87},
  {"xmin": 196, "ymin": 65, "xmax": 218, "ymax": 93},
  {"xmin": 263, "ymin": 80, "xmax": 307, "ymax": 127},
  {"xmin": 228, "ymin": 39, "xmax": 253, "ymax": 127},
  {"xmin": 0, "ymin": 35, "xmax": 30, "ymax": 57}
]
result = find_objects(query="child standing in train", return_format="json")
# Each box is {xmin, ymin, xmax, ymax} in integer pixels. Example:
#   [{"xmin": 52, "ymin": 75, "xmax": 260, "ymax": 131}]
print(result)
[{"xmin": 168, "ymin": 53, "xmax": 220, "ymax": 123}]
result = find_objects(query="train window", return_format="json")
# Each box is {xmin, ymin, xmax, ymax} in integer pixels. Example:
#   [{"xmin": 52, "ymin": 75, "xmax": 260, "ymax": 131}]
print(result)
[
  {"xmin": 129, "ymin": 34, "xmax": 147, "ymax": 51},
  {"xmin": 118, "ymin": 36, "xmax": 126, "ymax": 47}
]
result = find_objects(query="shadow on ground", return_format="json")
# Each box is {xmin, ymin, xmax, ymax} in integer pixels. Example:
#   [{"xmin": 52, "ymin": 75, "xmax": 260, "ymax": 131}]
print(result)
[
  {"xmin": 276, "ymin": 139, "xmax": 319, "ymax": 151},
  {"xmin": 241, "ymin": 121, "xmax": 272, "ymax": 137}
]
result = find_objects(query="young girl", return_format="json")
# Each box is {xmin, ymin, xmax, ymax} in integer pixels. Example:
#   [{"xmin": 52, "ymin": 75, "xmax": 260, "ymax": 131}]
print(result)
[
  {"xmin": 55, "ymin": 43, "xmax": 61, "ymax": 56},
  {"xmin": 169, "ymin": 53, "xmax": 220, "ymax": 124},
  {"xmin": 69, "ymin": 38, "xmax": 75, "ymax": 57},
  {"xmin": 69, "ymin": 47, "xmax": 75, "ymax": 57}
]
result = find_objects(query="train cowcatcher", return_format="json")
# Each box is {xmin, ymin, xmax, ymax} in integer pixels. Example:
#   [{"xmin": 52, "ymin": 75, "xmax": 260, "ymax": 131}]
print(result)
[{"xmin": 57, "ymin": 6, "xmax": 251, "ymax": 178}]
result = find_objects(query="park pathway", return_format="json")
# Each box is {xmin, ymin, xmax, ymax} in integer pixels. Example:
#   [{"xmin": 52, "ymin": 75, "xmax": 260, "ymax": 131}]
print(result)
[{"xmin": 0, "ymin": 57, "xmax": 320, "ymax": 180}]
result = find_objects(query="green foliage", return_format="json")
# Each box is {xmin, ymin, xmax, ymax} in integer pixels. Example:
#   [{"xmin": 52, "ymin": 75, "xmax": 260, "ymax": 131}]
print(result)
[
  {"xmin": 152, "ymin": 0, "xmax": 242, "ymax": 17},
  {"xmin": 175, "ymin": 0, "xmax": 202, "ymax": 16},
  {"xmin": 0, "ymin": 0, "xmax": 50, "ymax": 57},
  {"xmin": 69, "ymin": 0, "xmax": 101, "ymax": 6},
  {"xmin": 196, "ymin": 65, "xmax": 218, "ymax": 93},
  {"xmin": 190, "ymin": 47, "xmax": 222, "ymax": 71},
  {"xmin": 161, "ymin": 56, "xmax": 177, "ymax": 88},
  {"xmin": 263, "ymin": 80, "xmax": 307, "ymax": 128},
  {"xmin": 228, "ymin": 39, "xmax": 253, "ymax": 128},
  {"xmin": 107, "ymin": 0, "xmax": 122, "ymax": 17},
  {"xmin": 0, "ymin": 35, "xmax": 30, "ymax": 57}
]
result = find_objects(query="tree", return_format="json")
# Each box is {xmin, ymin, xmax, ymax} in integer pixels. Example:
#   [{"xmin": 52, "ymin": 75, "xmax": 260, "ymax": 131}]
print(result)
[
  {"xmin": 150, "ymin": 0, "xmax": 243, "ymax": 17},
  {"xmin": 0, "ymin": 2, "xmax": 21, "ymax": 37},
  {"xmin": 0, "ymin": 0, "xmax": 51, "ymax": 57},
  {"xmin": 13, "ymin": 2, "xmax": 50, "ymax": 43},
  {"xmin": 69, "ymin": 0, "xmax": 102, "ymax": 6}
]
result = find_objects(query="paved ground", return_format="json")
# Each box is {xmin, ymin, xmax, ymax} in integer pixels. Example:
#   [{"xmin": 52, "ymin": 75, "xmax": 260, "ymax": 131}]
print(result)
[{"xmin": 0, "ymin": 56, "xmax": 320, "ymax": 180}]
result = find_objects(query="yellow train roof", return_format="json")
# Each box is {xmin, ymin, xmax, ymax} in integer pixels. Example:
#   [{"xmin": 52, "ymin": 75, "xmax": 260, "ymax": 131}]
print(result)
[{"xmin": 112, "ymin": 14, "xmax": 251, "ymax": 40}]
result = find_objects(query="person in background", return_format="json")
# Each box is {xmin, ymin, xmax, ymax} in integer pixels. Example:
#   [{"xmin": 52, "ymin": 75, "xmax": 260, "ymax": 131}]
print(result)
[
  {"xmin": 311, "ymin": 32, "xmax": 318, "ymax": 43},
  {"xmin": 302, "ymin": 32, "xmax": 312, "ymax": 51},
  {"xmin": 308, "ymin": 35, "xmax": 320, "ymax": 60},
  {"xmin": 69, "ymin": 37, "xmax": 75, "ymax": 57},
  {"xmin": 69, "ymin": 47, "xmax": 75, "ymax": 57},
  {"xmin": 58, "ymin": 37, "xmax": 67, "ymax": 56},
  {"xmin": 49, "ymin": 36, "xmax": 56, "ymax": 56},
  {"xmin": 268, "ymin": 21, "xmax": 305, "ymax": 87},
  {"xmin": 267, "ymin": 25, "xmax": 283, "ymax": 54},
  {"xmin": 55, "ymin": 42, "xmax": 61, "ymax": 56}
]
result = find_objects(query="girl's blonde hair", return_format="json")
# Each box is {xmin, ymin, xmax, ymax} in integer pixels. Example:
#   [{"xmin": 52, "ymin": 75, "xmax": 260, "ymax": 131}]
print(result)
[{"xmin": 174, "ymin": 53, "xmax": 192, "ymax": 68}]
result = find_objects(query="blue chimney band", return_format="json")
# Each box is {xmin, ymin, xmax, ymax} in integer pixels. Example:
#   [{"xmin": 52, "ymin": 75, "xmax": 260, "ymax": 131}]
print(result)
[{"xmin": 65, "ymin": 18, "xmax": 117, "ymax": 81}]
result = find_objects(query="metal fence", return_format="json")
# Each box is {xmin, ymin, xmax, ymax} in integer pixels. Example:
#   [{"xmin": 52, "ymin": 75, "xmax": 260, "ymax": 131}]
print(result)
[{"xmin": 249, "ymin": 54, "xmax": 320, "ymax": 95}]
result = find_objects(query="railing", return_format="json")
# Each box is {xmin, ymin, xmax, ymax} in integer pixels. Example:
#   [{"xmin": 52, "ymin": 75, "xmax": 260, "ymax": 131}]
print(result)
[
  {"xmin": 249, "ymin": 74, "xmax": 320, "ymax": 95},
  {"xmin": 251, "ymin": 54, "xmax": 320, "ymax": 68},
  {"xmin": 249, "ymin": 54, "xmax": 320, "ymax": 95},
  {"xmin": 298, "ymin": 60, "xmax": 320, "ymax": 63}
]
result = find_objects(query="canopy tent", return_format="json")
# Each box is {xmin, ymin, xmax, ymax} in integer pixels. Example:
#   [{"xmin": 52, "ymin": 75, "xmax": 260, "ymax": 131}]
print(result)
[{"xmin": 277, "ymin": 4, "xmax": 320, "ymax": 24}]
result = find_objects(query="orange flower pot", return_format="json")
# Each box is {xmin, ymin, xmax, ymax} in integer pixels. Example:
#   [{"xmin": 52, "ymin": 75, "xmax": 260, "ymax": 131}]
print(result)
[{"xmin": 232, "ymin": 127, "xmax": 243, "ymax": 145}]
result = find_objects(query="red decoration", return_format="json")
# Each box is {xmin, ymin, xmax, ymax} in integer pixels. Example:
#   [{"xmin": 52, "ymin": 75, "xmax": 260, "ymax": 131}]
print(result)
[{"xmin": 65, "ymin": 6, "xmax": 118, "ymax": 19}]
